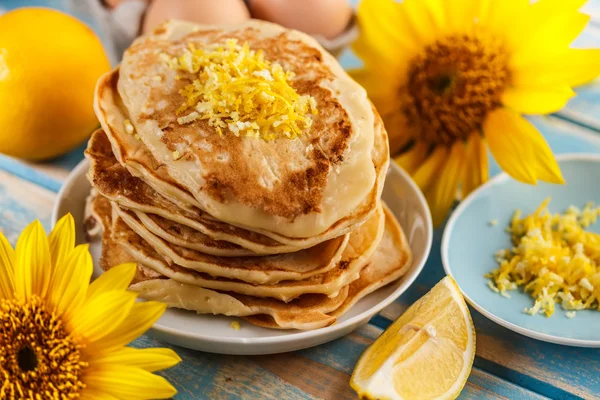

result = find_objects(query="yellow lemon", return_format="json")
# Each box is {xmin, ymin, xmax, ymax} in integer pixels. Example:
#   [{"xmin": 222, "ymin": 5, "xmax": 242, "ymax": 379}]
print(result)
[
  {"xmin": 351, "ymin": 277, "xmax": 476, "ymax": 400},
  {"xmin": 0, "ymin": 8, "xmax": 110, "ymax": 160}
]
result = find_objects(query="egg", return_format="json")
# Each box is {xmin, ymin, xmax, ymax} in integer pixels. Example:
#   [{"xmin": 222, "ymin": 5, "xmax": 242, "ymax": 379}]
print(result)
[
  {"xmin": 143, "ymin": 0, "xmax": 251, "ymax": 33},
  {"xmin": 248, "ymin": 0, "xmax": 353, "ymax": 39}
]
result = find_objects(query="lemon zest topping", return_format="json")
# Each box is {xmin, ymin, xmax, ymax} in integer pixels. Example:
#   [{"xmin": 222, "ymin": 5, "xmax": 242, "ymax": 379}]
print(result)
[
  {"xmin": 163, "ymin": 39, "xmax": 317, "ymax": 140},
  {"xmin": 486, "ymin": 198, "xmax": 600, "ymax": 317},
  {"xmin": 230, "ymin": 320, "xmax": 241, "ymax": 330}
]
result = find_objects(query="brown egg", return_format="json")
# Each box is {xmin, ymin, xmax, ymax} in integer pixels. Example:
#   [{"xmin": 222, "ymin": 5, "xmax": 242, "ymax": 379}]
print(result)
[
  {"xmin": 248, "ymin": 0, "xmax": 353, "ymax": 39},
  {"xmin": 143, "ymin": 0, "xmax": 251, "ymax": 33}
]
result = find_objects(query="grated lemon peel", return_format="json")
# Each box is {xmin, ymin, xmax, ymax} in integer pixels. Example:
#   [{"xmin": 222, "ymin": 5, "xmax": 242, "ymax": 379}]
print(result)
[
  {"xmin": 486, "ymin": 198, "xmax": 600, "ymax": 317},
  {"xmin": 163, "ymin": 39, "xmax": 317, "ymax": 140}
]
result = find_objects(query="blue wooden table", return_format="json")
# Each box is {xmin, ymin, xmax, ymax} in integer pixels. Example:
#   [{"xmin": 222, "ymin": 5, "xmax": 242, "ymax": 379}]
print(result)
[{"xmin": 3, "ymin": 1, "xmax": 600, "ymax": 399}]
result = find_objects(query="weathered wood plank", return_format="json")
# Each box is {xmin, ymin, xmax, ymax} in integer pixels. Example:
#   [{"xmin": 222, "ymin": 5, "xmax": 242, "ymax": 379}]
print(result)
[
  {"xmin": 132, "ymin": 327, "xmax": 547, "ymax": 400},
  {"xmin": 0, "ymin": 154, "xmax": 63, "ymax": 193},
  {"xmin": 0, "ymin": 140, "xmax": 86, "ymax": 187},
  {"xmin": 0, "ymin": 170, "xmax": 55, "ymax": 243},
  {"xmin": 463, "ymin": 369, "xmax": 550, "ymax": 400}
]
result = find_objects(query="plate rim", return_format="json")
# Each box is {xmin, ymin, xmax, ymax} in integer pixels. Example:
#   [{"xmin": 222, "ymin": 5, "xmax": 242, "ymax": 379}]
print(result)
[
  {"xmin": 442, "ymin": 152, "xmax": 600, "ymax": 348},
  {"xmin": 52, "ymin": 159, "xmax": 433, "ymax": 350}
]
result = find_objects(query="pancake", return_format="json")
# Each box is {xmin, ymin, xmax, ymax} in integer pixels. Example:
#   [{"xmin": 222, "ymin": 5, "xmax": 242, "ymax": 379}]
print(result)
[
  {"xmin": 84, "ymin": 19, "xmax": 404, "ymax": 331},
  {"xmin": 133, "ymin": 211, "xmax": 251, "ymax": 256},
  {"xmin": 112, "ymin": 202, "xmax": 383, "ymax": 300},
  {"xmin": 89, "ymin": 195, "xmax": 348, "ymax": 329},
  {"xmin": 87, "ymin": 100, "xmax": 388, "ymax": 250},
  {"xmin": 330, "ymin": 204, "xmax": 413, "ymax": 317},
  {"xmin": 86, "ymin": 190, "xmax": 163, "ymax": 284},
  {"xmin": 86, "ymin": 129, "xmax": 303, "ymax": 255},
  {"xmin": 96, "ymin": 19, "xmax": 380, "ymax": 238},
  {"xmin": 114, "ymin": 204, "xmax": 350, "ymax": 285},
  {"xmin": 130, "ymin": 279, "xmax": 348, "ymax": 330},
  {"xmin": 241, "ymin": 205, "xmax": 411, "ymax": 329}
]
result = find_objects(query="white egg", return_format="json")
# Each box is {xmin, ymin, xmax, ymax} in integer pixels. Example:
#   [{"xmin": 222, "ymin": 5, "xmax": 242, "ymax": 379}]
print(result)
[
  {"xmin": 248, "ymin": 0, "xmax": 353, "ymax": 39},
  {"xmin": 143, "ymin": 0, "xmax": 251, "ymax": 33}
]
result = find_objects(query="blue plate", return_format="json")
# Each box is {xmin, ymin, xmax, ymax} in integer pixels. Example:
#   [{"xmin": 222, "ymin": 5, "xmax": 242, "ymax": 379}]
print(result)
[{"xmin": 442, "ymin": 154, "xmax": 600, "ymax": 347}]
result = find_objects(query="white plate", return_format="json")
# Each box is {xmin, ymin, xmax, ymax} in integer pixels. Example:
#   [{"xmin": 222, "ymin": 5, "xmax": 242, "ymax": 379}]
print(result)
[{"xmin": 52, "ymin": 160, "xmax": 432, "ymax": 355}]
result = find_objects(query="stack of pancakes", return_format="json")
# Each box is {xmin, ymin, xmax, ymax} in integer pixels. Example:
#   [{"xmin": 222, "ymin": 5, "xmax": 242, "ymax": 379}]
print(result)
[{"xmin": 85, "ymin": 19, "xmax": 412, "ymax": 330}]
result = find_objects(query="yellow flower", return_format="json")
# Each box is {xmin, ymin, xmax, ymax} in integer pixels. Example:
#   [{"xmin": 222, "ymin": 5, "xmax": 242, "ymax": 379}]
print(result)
[
  {"xmin": 352, "ymin": 0, "xmax": 600, "ymax": 225},
  {"xmin": 0, "ymin": 215, "xmax": 180, "ymax": 399}
]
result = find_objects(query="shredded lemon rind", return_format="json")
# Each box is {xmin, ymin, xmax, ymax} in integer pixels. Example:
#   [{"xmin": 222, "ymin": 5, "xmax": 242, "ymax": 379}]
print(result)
[
  {"xmin": 486, "ymin": 198, "xmax": 600, "ymax": 317},
  {"xmin": 163, "ymin": 39, "xmax": 317, "ymax": 140}
]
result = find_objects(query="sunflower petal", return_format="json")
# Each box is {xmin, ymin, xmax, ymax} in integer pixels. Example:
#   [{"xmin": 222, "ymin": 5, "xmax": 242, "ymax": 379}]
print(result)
[
  {"xmin": 401, "ymin": 0, "xmax": 443, "ymax": 45},
  {"xmin": 502, "ymin": 85, "xmax": 575, "ymax": 115},
  {"xmin": 394, "ymin": 142, "xmax": 429, "ymax": 174},
  {"xmin": 484, "ymin": 108, "xmax": 564, "ymax": 185},
  {"xmin": 70, "ymin": 291, "xmax": 137, "ymax": 342},
  {"xmin": 14, "ymin": 221, "xmax": 51, "ymax": 300},
  {"xmin": 355, "ymin": 0, "xmax": 419, "ymax": 60},
  {"xmin": 382, "ymin": 109, "xmax": 413, "ymax": 155},
  {"xmin": 482, "ymin": 0, "xmax": 530, "ymax": 50},
  {"xmin": 85, "ymin": 365, "xmax": 177, "ymax": 400},
  {"xmin": 86, "ymin": 263, "xmax": 137, "ymax": 300},
  {"xmin": 86, "ymin": 301, "xmax": 167, "ymax": 354},
  {"xmin": 371, "ymin": 93, "xmax": 404, "ymax": 120},
  {"xmin": 443, "ymin": 0, "xmax": 482, "ymax": 32},
  {"xmin": 462, "ymin": 133, "xmax": 488, "ymax": 198},
  {"xmin": 512, "ymin": 49, "xmax": 600, "ymax": 88},
  {"xmin": 430, "ymin": 140, "xmax": 465, "ymax": 226},
  {"xmin": 0, "ymin": 233, "xmax": 15, "ymax": 299},
  {"xmin": 512, "ymin": 10, "xmax": 589, "ymax": 63},
  {"xmin": 349, "ymin": 69, "xmax": 398, "ymax": 104},
  {"xmin": 91, "ymin": 347, "xmax": 181, "ymax": 372},
  {"xmin": 48, "ymin": 213, "xmax": 75, "ymax": 268},
  {"xmin": 48, "ymin": 244, "xmax": 93, "ymax": 317},
  {"xmin": 412, "ymin": 146, "xmax": 449, "ymax": 192}
]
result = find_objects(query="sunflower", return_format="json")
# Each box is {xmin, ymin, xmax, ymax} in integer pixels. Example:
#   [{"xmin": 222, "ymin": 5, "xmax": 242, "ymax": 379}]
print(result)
[
  {"xmin": 0, "ymin": 215, "xmax": 180, "ymax": 399},
  {"xmin": 352, "ymin": 0, "xmax": 600, "ymax": 225}
]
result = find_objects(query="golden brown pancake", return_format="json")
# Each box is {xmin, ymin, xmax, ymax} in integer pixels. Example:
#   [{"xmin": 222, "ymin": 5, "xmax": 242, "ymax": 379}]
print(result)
[
  {"xmin": 114, "ymin": 204, "xmax": 349, "ymax": 285},
  {"xmin": 88, "ymin": 192, "xmax": 411, "ymax": 329},
  {"xmin": 131, "ymin": 279, "xmax": 348, "ymax": 330},
  {"xmin": 112, "ymin": 202, "xmax": 383, "ymax": 300},
  {"xmin": 89, "ymin": 194, "xmax": 349, "ymax": 330},
  {"xmin": 239, "ymin": 205, "xmax": 412, "ymax": 329},
  {"xmin": 87, "ymin": 189, "xmax": 162, "ymax": 283},
  {"xmin": 96, "ymin": 19, "xmax": 381, "ymax": 238},
  {"xmin": 330, "ymin": 204, "xmax": 413, "ymax": 317},
  {"xmin": 86, "ymin": 106, "xmax": 388, "ymax": 250},
  {"xmin": 85, "ymin": 19, "xmax": 408, "ymax": 331},
  {"xmin": 85, "ymin": 129, "xmax": 305, "ymax": 255}
]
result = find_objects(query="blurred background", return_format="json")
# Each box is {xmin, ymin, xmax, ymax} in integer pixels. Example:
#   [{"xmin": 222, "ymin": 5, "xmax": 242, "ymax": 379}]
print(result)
[
  {"xmin": 1, "ymin": 0, "xmax": 600, "ymax": 188},
  {"xmin": 0, "ymin": 0, "xmax": 364, "ymax": 169}
]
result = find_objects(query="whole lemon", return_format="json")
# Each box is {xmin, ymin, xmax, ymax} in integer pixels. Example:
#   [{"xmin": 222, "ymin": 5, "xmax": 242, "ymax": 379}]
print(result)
[{"xmin": 0, "ymin": 8, "xmax": 110, "ymax": 160}]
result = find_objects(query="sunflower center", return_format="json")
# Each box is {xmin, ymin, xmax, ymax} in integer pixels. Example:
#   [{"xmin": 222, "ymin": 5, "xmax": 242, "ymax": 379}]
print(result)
[
  {"xmin": 0, "ymin": 296, "xmax": 88, "ymax": 399},
  {"xmin": 404, "ymin": 33, "xmax": 510, "ymax": 145},
  {"xmin": 17, "ymin": 346, "xmax": 37, "ymax": 372}
]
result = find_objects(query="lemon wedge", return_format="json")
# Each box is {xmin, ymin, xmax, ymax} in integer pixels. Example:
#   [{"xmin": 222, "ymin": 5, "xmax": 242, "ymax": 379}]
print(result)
[{"xmin": 351, "ymin": 276, "xmax": 475, "ymax": 400}]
